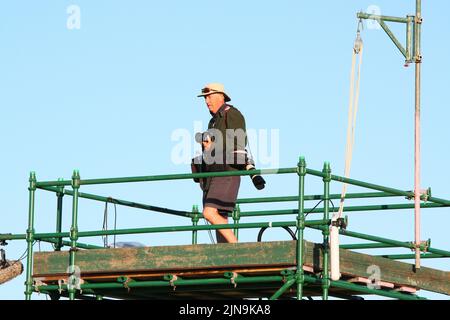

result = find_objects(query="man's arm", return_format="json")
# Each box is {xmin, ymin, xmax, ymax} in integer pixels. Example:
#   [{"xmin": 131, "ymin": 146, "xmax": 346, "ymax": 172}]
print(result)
[{"xmin": 225, "ymin": 108, "xmax": 247, "ymax": 167}]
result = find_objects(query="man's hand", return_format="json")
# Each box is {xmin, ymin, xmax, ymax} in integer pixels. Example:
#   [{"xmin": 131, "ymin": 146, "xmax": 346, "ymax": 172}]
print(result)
[{"xmin": 202, "ymin": 136, "xmax": 213, "ymax": 151}]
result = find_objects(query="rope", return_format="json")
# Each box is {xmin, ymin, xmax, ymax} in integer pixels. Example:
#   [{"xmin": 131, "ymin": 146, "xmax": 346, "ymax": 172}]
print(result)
[
  {"xmin": 103, "ymin": 198, "xmax": 119, "ymax": 248},
  {"xmin": 102, "ymin": 202, "xmax": 109, "ymax": 247},
  {"xmin": 330, "ymin": 23, "xmax": 364, "ymax": 282},
  {"xmin": 334, "ymin": 31, "xmax": 364, "ymax": 221}
]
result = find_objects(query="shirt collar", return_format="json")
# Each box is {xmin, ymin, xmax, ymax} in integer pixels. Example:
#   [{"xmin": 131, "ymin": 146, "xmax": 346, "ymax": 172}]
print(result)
[{"xmin": 210, "ymin": 103, "xmax": 228, "ymax": 117}]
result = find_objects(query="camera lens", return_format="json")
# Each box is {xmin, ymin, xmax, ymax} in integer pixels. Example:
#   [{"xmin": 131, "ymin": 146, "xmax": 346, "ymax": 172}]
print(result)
[
  {"xmin": 195, "ymin": 132, "xmax": 203, "ymax": 143},
  {"xmin": 252, "ymin": 175, "xmax": 266, "ymax": 190}
]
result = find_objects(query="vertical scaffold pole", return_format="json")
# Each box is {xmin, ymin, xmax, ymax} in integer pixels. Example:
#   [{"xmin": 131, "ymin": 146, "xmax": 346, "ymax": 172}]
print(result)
[
  {"xmin": 24, "ymin": 172, "xmax": 36, "ymax": 300},
  {"xmin": 233, "ymin": 205, "xmax": 241, "ymax": 241},
  {"xmin": 55, "ymin": 178, "xmax": 64, "ymax": 251},
  {"xmin": 191, "ymin": 205, "xmax": 199, "ymax": 245},
  {"xmin": 413, "ymin": 0, "xmax": 422, "ymax": 270},
  {"xmin": 322, "ymin": 162, "xmax": 331, "ymax": 300},
  {"xmin": 296, "ymin": 157, "xmax": 306, "ymax": 300},
  {"xmin": 69, "ymin": 170, "xmax": 80, "ymax": 300}
]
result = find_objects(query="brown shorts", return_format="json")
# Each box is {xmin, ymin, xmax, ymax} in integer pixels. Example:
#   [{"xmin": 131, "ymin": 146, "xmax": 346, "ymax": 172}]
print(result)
[{"xmin": 203, "ymin": 176, "xmax": 241, "ymax": 214}]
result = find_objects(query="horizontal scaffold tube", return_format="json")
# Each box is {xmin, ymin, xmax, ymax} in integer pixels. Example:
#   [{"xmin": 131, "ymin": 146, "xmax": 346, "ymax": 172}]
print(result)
[
  {"xmin": 8, "ymin": 220, "xmax": 329, "ymax": 241},
  {"xmin": 35, "ymin": 167, "xmax": 450, "ymax": 207},
  {"xmin": 357, "ymin": 12, "xmax": 409, "ymax": 24},
  {"xmin": 237, "ymin": 192, "xmax": 401, "ymax": 204},
  {"xmin": 38, "ymin": 186, "xmax": 192, "ymax": 218},
  {"xmin": 42, "ymin": 238, "xmax": 104, "ymax": 250},
  {"xmin": 36, "ymin": 275, "xmax": 284, "ymax": 292},
  {"xmin": 310, "ymin": 225, "xmax": 450, "ymax": 256},
  {"xmin": 378, "ymin": 253, "xmax": 447, "ymax": 260},
  {"xmin": 35, "ymin": 168, "xmax": 298, "ymax": 187},
  {"xmin": 35, "ymin": 273, "xmax": 425, "ymax": 300},
  {"xmin": 306, "ymin": 169, "xmax": 450, "ymax": 206},
  {"xmin": 238, "ymin": 202, "xmax": 448, "ymax": 217},
  {"xmin": 302, "ymin": 274, "xmax": 425, "ymax": 300}
]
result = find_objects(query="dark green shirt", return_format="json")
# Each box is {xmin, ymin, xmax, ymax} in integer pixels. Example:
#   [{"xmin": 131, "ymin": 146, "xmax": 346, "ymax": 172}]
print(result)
[{"xmin": 207, "ymin": 103, "xmax": 247, "ymax": 170}]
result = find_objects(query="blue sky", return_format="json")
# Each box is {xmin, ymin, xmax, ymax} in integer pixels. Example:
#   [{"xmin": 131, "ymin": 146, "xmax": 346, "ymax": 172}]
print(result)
[{"xmin": 0, "ymin": 1, "xmax": 449, "ymax": 300}]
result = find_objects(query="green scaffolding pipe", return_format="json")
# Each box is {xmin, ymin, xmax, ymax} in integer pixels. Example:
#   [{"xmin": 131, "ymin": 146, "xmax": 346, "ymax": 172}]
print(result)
[
  {"xmin": 379, "ymin": 20, "xmax": 407, "ymax": 58},
  {"xmin": 357, "ymin": 12, "xmax": 409, "ymax": 24},
  {"xmin": 69, "ymin": 170, "xmax": 80, "ymax": 300},
  {"xmin": 35, "ymin": 273, "xmax": 426, "ymax": 300},
  {"xmin": 36, "ymin": 275, "xmax": 285, "ymax": 292},
  {"xmin": 311, "ymin": 225, "xmax": 450, "ymax": 257},
  {"xmin": 41, "ymin": 238, "xmax": 104, "ymax": 250},
  {"xmin": 237, "ymin": 191, "xmax": 401, "ymax": 204},
  {"xmin": 306, "ymin": 169, "xmax": 450, "ymax": 206},
  {"xmin": 0, "ymin": 234, "xmax": 26, "ymax": 241},
  {"xmin": 3, "ymin": 225, "xmax": 449, "ymax": 259},
  {"xmin": 307, "ymin": 169, "xmax": 415, "ymax": 198},
  {"xmin": 232, "ymin": 205, "xmax": 241, "ymax": 240},
  {"xmin": 25, "ymin": 172, "xmax": 36, "ymax": 301},
  {"xmin": 238, "ymin": 202, "xmax": 448, "ymax": 218},
  {"xmin": 191, "ymin": 206, "xmax": 200, "ymax": 245},
  {"xmin": 340, "ymin": 243, "xmax": 398, "ymax": 250},
  {"xmin": 341, "ymin": 245, "xmax": 450, "ymax": 259},
  {"xmin": 378, "ymin": 253, "xmax": 447, "ymax": 260},
  {"xmin": 35, "ymin": 166, "xmax": 450, "ymax": 208},
  {"xmin": 24, "ymin": 219, "xmax": 329, "ymax": 240},
  {"xmin": 406, "ymin": 15, "xmax": 414, "ymax": 62},
  {"xmin": 55, "ymin": 180, "xmax": 64, "ymax": 251},
  {"xmin": 269, "ymin": 277, "xmax": 296, "ymax": 300},
  {"xmin": 4, "ymin": 221, "xmax": 450, "ymax": 258},
  {"xmin": 296, "ymin": 157, "xmax": 306, "ymax": 300},
  {"xmin": 39, "ymin": 186, "xmax": 193, "ymax": 218},
  {"xmin": 302, "ymin": 275, "xmax": 425, "ymax": 300},
  {"xmin": 321, "ymin": 162, "xmax": 331, "ymax": 300},
  {"xmin": 35, "ymin": 168, "xmax": 298, "ymax": 188}
]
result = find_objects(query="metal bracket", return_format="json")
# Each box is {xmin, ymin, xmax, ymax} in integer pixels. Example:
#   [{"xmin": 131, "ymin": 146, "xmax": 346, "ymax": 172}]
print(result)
[
  {"xmin": 34, "ymin": 279, "xmax": 47, "ymax": 294},
  {"xmin": 0, "ymin": 236, "xmax": 10, "ymax": 247},
  {"xmin": 357, "ymin": 12, "xmax": 415, "ymax": 64},
  {"xmin": 410, "ymin": 239, "xmax": 431, "ymax": 253},
  {"xmin": 57, "ymin": 279, "xmax": 65, "ymax": 294},
  {"xmin": 331, "ymin": 217, "xmax": 347, "ymax": 229},
  {"xmin": 0, "ymin": 249, "xmax": 6, "ymax": 268},
  {"xmin": 169, "ymin": 275, "xmax": 178, "ymax": 291},
  {"xmin": 224, "ymin": 272, "xmax": 239, "ymax": 288},
  {"xmin": 405, "ymin": 188, "xmax": 430, "ymax": 201},
  {"xmin": 163, "ymin": 274, "xmax": 179, "ymax": 291},
  {"xmin": 280, "ymin": 269, "xmax": 295, "ymax": 284}
]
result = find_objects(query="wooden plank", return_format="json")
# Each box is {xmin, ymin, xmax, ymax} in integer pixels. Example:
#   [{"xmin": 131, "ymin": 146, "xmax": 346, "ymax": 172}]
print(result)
[
  {"xmin": 33, "ymin": 240, "xmax": 450, "ymax": 295},
  {"xmin": 348, "ymin": 277, "xmax": 395, "ymax": 289}
]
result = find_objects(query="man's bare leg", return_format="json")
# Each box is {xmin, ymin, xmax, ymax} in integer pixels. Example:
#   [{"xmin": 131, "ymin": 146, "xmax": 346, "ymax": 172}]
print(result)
[{"xmin": 203, "ymin": 206, "xmax": 237, "ymax": 243}]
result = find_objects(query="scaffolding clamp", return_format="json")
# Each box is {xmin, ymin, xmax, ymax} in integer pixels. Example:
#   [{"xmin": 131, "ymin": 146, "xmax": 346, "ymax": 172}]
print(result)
[
  {"xmin": 280, "ymin": 269, "xmax": 295, "ymax": 283},
  {"xmin": 0, "ymin": 235, "xmax": 11, "ymax": 247},
  {"xmin": 34, "ymin": 279, "xmax": 46, "ymax": 294},
  {"xmin": 224, "ymin": 272, "xmax": 239, "ymax": 288},
  {"xmin": 118, "ymin": 276, "xmax": 134, "ymax": 293},
  {"xmin": 57, "ymin": 279, "xmax": 65, "ymax": 294},
  {"xmin": 331, "ymin": 217, "xmax": 348, "ymax": 229},
  {"xmin": 163, "ymin": 274, "xmax": 178, "ymax": 291},
  {"xmin": 406, "ymin": 188, "xmax": 430, "ymax": 201},
  {"xmin": 0, "ymin": 249, "xmax": 6, "ymax": 268}
]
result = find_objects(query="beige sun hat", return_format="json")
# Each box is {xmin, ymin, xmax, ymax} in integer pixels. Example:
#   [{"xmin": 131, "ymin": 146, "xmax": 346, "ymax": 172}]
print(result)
[{"xmin": 197, "ymin": 83, "xmax": 231, "ymax": 102}]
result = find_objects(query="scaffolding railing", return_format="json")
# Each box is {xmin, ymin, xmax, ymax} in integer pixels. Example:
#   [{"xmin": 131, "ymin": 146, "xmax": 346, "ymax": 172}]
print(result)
[{"xmin": 1, "ymin": 156, "xmax": 449, "ymax": 300}]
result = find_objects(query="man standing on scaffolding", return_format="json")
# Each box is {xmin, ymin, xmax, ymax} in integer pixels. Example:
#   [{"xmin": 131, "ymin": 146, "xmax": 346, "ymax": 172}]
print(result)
[{"xmin": 194, "ymin": 83, "xmax": 247, "ymax": 243}]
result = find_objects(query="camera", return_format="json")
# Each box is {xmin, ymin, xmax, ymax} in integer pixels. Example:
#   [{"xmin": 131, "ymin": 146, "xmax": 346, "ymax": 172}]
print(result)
[
  {"xmin": 193, "ymin": 131, "xmax": 266, "ymax": 190},
  {"xmin": 244, "ymin": 156, "xmax": 266, "ymax": 190},
  {"xmin": 195, "ymin": 131, "xmax": 215, "ymax": 144}
]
